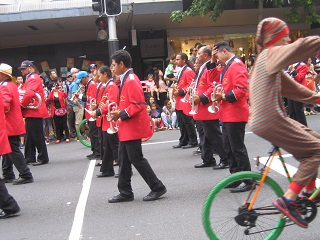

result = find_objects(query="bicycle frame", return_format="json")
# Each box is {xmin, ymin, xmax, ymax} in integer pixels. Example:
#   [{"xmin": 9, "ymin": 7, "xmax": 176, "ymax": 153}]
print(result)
[{"xmin": 248, "ymin": 145, "xmax": 319, "ymax": 210}]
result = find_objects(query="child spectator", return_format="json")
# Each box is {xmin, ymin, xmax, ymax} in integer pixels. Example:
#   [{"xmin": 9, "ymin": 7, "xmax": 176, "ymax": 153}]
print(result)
[
  {"xmin": 154, "ymin": 69, "xmax": 168, "ymax": 108},
  {"xmin": 150, "ymin": 103, "xmax": 163, "ymax": 130},
  {"xmin": 161, "ymin": 100, "xmax": 177, "ymax": 130}
]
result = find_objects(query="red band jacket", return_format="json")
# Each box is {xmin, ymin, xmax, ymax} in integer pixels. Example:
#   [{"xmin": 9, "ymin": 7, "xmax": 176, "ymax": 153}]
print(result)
[
  {"xmin": 84, "ymin": 80, "xmax": 97, "ymax": 120},
  {"xmin": 0, "ymin": 80, "xmax": 26, "ymax": 136},
  {"xmin": 96, "ymin": 80, "xmax": 119, "ymax": 132},
  {"xmin": 20, "ymin": 72, "xmax": 49, "ymax": 118},
  {"xmin": 118, "ymin": 71, "xmax": 152, "ymax": 141},
  {"xmin": 0, "ymin": 92, "xmax": 11, "ymax": 155},
  {"xmin": 193, "ymin": 62, "xmax": 221, "ymax": 121},
  {"xmin": 218, "ymin": 58, "xmax": 249, "ymax": 122},
  {"xmin": 176, "ymin": 66, "xmax": 195, "ymax": 115}
]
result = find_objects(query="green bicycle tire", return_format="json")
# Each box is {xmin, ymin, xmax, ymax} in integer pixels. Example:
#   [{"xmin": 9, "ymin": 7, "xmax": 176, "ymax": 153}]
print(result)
[
  {"xmin": 202, "ymin": 171, "xmax": 286, "ymax": 240},
  {"xmin": 76, "ymin": 119, "xmax": 91, "ymax": 148}
]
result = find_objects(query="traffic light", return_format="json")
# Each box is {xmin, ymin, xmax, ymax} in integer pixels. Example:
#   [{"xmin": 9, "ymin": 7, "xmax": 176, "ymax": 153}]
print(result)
[
  {"xmin": 92, "ymin": 0, "xmax": 104, "ymax": 14},
  {"xmin": 95, "ymin": 16, "xmax": 108, "ymax": 41},
  {"xmin": 105, "ymin": 0, "xmax": 122, "ymax": 16}
]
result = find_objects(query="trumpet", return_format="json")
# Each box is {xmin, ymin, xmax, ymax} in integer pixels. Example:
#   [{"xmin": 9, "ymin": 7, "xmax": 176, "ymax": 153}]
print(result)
[
  {"xmin": 107, "ymin": 102, "xmax": 118, "ymax": 134},
  {"xmin": 189, "ymin": 87, "xmax": 198, "ymax": 115},
  {"xmin": 181, "ymin": 81, "xmax": 195, "ymax": 103},
  {"xmin": 208, "ymin": 84, "xmax": 223, "ymax": 113},
  {"xmin": 88, "ymin": 98, "xmax": 96, "ymax": 121},
  {"xmin": 70, "ymin": 87, "xmax": 82, "ymax": 103},
  {"xmin": 18, "ymin": 88, "xmax": 42, "ymax": 109}
]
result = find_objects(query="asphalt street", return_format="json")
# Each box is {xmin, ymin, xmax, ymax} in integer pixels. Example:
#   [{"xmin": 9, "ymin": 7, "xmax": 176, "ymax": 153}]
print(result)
[{"xmin": 1, "ymin": 116, "xmax": 320, "ymax": 240}]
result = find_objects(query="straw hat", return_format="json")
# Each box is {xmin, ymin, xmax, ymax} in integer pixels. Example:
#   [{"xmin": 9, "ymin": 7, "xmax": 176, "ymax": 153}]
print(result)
[{"xmin": 0, "ymin": 63, "xmax": 13, "ymax": 78}]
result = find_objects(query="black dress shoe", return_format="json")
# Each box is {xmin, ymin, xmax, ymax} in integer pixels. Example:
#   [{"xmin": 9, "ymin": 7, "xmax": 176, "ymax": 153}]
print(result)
[
  {"xmin": 212, "ymin": 162, "xmax": 229, "ymax": 170},
  {"xmin": 12, "ymin": 177, "xmax": 34, "ymax": 185},
  {"xmin": 0, "ymin": 208, "xmax": 20, "ymax": 219},
  {"xmin": 194, "ymin": 162, "xmax": 216, "ymax": 168},
  {"xmin": 86, "ymin": 153, "xmax": 94, "ymax": 159},
  {"xmin": 143, "ymin": 188, "xmax": 167, "ymax": 201},
  {"xmin": 3, "ymin": 178, "xmax": 15, "ymax": 183},
  {"xmin": 182, "ymin": 144, "xmax": 198, "ymax": 149},
  {"xmin": 31, "ymin": 161, "xmax": 48, "ymax": 166},
  {"xmin": 230, "ymin": 182, "xmax": 254, "ymax": 193},
  {"xmin": 96, "ymin": 173, "xmax": 114, "ymax": 178},
  {"xmin": 172, "ymin": 144, "xmax": 184, "ymax": 149},
  {"xmin": 108, "ymin": 194, "xmax": 134, "ymax": 203},
  {"xmin": 224, "ymin": 181, "xmax": 241, "ymax": 189},
  {"xmin": 88, "ymin": 155, "xmax": 101, "ymax": 160}
]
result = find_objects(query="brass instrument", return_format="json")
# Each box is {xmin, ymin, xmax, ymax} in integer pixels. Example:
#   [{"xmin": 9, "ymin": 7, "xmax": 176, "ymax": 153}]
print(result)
[
  {"xmin": 208, "ymin": 84, "xmax": 223, "ymax": 114},
  {"xmin": 189, "ymin": 87, "xmax": 198, "ymax": 115},
  {"xmin": 70, "ymin": 87, "xmax": 82, "ymax": 103},
  {"xmin": 88, "ymin": 98, "xmax": 96, "ymax": 121},
  {"xmin": 181, "ymin": 81, "xmax": 195, "ymax": 103},
  {"xmin": 107, "ymin": 102, "xmax": 118, "ymax": 134},
  {"xmin": 18, "ymin": 88, "xmax": 42, "ymax": 109}
]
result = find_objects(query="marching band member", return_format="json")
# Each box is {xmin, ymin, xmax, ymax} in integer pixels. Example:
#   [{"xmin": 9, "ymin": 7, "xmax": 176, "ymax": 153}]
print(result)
[
  {"xmin": 0, "ymin": 63, "xmax": 34, "ymax": 184},
  {"xmin": 18, "ymin": 60, "xmax": 49, "ymax": 166},
  {"xmin": 108, "ymin": 50, "xmax": 166, "ymax": 203},
  {"xmin": 172, "ymin": 53, "xmax": 198, "ymax": 149},
  {"xmin": 91, "ymin": 65, "xmax": 118, "ymax": 177},
  {"xmin": 211, "ymin": 42, "xmax": 251, "ymax": 193},
  {"xmin": 0, "ymin": 90, "xmax": 20, "ymax": 219},
  {"xmin": 192, "ymin": 46, "xmax": 227, "ymax": 169},
  {"xmin": 82, "ymin": 68, "xmax": 100, "ymax": 160}
]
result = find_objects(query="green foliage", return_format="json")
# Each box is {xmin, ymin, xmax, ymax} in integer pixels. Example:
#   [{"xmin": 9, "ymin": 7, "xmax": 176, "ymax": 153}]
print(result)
[{"xmin": 170, "ymin": 0, "xmax": 320, "ymax": 24}]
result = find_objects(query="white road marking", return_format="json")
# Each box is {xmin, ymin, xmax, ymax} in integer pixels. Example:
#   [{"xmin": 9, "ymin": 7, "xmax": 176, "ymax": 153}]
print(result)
[
  {"xmin": 69, "ymin": 160, "xmax": 96, "ymax": 240},
  {"xmin": 257, "ymin": 154, "xmax": 320, "ymax": 186}
]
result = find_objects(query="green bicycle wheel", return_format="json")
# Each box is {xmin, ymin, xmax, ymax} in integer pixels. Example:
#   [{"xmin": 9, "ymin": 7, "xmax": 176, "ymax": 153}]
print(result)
[
  {"xmin": 203, "ymin": 171, "xmax": 286, "ymax": 240},
  {"xmin": 76, "ymin": 119, "xmax": 91, "ymax": 148}
]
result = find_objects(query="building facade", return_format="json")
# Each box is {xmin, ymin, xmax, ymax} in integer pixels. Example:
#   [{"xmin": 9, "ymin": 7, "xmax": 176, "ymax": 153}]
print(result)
[{"xmin": 0, "ymin": 0, "xmax": 318, "ymax": 79}]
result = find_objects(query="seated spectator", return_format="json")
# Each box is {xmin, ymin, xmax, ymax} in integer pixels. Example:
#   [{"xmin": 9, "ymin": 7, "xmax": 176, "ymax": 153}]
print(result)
[
  {"xmin": 147, "ymin": 96, "xmax": 160, "ymax": 110},
  {"xmin": 150, "ymin": 103, "xmax": 163, "ymax": 130},
  {"xmin": 161, "ymin": 100, "xmax": 177, "ymax": 130}
]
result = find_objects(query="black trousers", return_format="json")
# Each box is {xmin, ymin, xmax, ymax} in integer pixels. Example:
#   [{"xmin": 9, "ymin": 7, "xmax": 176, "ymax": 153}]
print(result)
[
  {"xmin": 100, "ymin": 131, "xmax": 119, "ymax": 174},
  {"xmin": 118, "ymin": 140, "xmax": 165, "ymax": 196},
  {"xmin": 287, "ymin": 99, "xmax": 308, "ymax": 127},
  {"xmin": 88, "ymin": 120, "xmax": 100, "ymax": 157},
  {"xmin": 195, "ymin": 120, "xmax": 204, "ymax": 151},
  {"xmin": 67, "ymin": 105, "xmax": 76, "ymax": 138},
  {"xmin": 53, "ymin": 114, "xmax": 70, "ymax": 140},
  {"xmin": 25, "ymin": 118, "xmax": 49, "ymax": 163},
  {"xmin": 222, "ymin": 122, "xmax": 251, "ymax": 174},
  {"xmin": 176, "ymin": 109, "xmax": 198, "ymax": 146},
  {"xmin": 0, "ymin": 179, "xmax": 19, "ymax": 214},
  {"xmin": 97, "ymin": 127, "xmax": 103, "ymax": 160},
  {"xmin": 2, "ymin": 136, "xmax": 33, "ymax": 180},
  {"xmin": 201, "ymin": 120, "xmax": 227, "ymax": 164}
]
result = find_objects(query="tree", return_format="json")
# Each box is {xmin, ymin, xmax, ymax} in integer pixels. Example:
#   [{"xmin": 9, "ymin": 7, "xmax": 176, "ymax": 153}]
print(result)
[{"xmin": 171, "ymin": 0, "xmax": 320, "ymax": 24}]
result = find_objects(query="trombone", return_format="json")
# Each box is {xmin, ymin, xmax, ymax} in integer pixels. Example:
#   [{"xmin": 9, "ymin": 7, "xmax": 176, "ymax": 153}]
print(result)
[
  {"xmin": 208, "ymin": 84, "xmax": 223, "ymax": 113},
  {"xmin": 107, "ymin": 102, "xmax": 118, "ymax": 134}
]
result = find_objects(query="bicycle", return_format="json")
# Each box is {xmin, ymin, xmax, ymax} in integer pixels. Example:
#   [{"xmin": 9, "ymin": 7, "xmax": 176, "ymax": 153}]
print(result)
[{"xmin": 202, "ymin": 145, "xmax": 319, "ymax": 240}]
